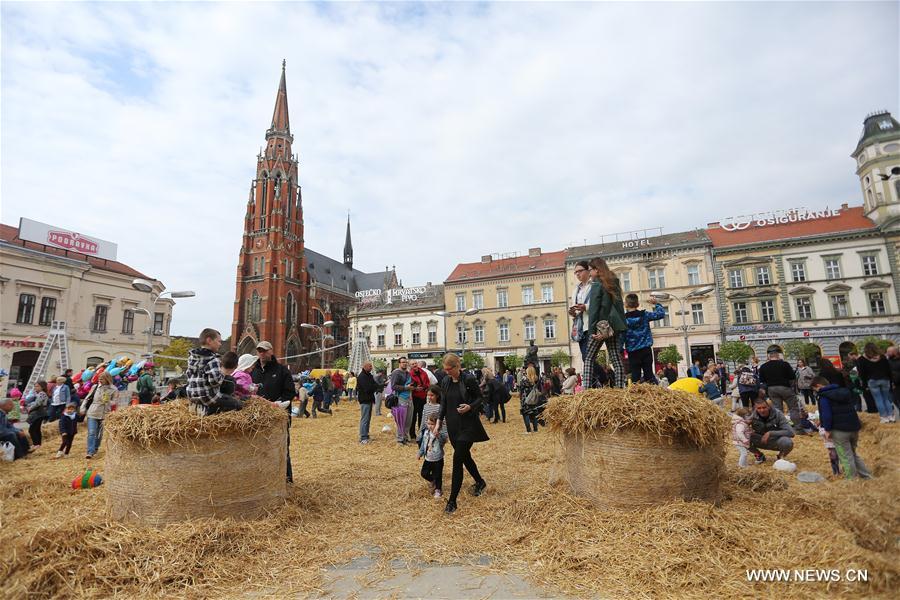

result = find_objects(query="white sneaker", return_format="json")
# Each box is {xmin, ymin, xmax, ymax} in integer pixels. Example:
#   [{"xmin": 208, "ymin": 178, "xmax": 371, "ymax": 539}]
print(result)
[{"xmin": 880, "ymin": 417, "xmax": 888, "ymax": 424}]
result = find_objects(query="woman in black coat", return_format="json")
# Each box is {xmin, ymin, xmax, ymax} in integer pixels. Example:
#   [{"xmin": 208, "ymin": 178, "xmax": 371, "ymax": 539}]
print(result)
[{"xmin": 437, "ymin": 353, "xmax": 488, "ymax": 514}]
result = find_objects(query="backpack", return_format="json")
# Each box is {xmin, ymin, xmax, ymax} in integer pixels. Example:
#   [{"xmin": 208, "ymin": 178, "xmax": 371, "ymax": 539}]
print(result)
[{"xmin": 738, "ymin": 370, "xmax": 758, "ymax": 388}]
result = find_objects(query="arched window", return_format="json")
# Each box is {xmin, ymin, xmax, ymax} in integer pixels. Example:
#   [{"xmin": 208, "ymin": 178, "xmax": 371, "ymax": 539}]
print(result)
[
  {"xmin": 259, "ymin": 173, "xmax": 268, "ymax": 229},
  {"xmin": 286, "ymin": 293, "xmax": 297, "ymax": 326},
  {"xmin": 250, "ymin": 290, "xmax": 261, "ymax": 322}
]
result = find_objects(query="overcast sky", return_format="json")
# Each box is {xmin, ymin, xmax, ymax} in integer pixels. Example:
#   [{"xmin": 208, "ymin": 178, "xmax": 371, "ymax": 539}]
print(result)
[{"xmin": 2, "ymin": 1, "xmax": 897, "ymax": 337}]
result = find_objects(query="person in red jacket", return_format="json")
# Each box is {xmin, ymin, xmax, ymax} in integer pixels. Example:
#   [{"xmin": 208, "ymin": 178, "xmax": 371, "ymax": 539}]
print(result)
[
  {"xmin": 331, "ymin": 370, "xmax": 345, "ymax": 406},
  {"xmin": 408, "ymin": 362, "xmax": 431, "ymax": 439}
]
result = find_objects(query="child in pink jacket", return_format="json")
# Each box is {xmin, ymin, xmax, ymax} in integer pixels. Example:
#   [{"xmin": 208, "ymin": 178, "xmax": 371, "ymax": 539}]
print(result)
[
  {"xmin": 233, "ymin": 354, "xmax": 258, "ymax": 398},
  {"xmin": 731, "ymin": 407, "xmax": 752, "ymax": 468}
]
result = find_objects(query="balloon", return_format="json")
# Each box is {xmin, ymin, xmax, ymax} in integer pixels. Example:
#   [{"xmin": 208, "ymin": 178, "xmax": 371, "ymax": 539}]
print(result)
[
  {"xmin": 72, "ymin": 371, "xmax": 83, "ymax": 384},
  {"xmin": 127, "ymin": 375, "xmax": 138, "ymax": 382},
  {"xmin": 82, "ymin": 369, "xmax": 94, "ymax": 381},
  {"xmin": 136, "ymin": 360, "xmax": 146, "ymax": 370},
  {"xmin": 124, "ymin": 359, "xmax": 133, "ymax": 368},
  {"xmin": 109, "ymin": 367, "xmax": 123, "ymax": 376},
  {"xmin": 108, "ymin": 359, "xmax": 118, "ymax": 369}
]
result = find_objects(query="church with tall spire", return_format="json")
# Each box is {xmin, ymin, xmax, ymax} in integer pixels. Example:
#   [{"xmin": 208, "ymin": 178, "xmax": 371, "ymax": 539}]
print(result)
[{"xmin": 231, "ymin": 62, "xmax": 397, "ymax": 367}]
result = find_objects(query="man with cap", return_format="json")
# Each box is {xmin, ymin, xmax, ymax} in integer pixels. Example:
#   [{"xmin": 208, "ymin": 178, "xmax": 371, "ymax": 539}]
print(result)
[{"xmin": 250, "ymin": 341, "xmax": 297, "ymax": 483}]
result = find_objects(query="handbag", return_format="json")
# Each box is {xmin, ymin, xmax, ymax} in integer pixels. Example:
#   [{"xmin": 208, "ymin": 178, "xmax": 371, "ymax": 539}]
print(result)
[
  {"xmin": 384, "ymin": 394, "xmax": 399, "ymax": 409},
  {"xmin": 524, "ymin": 386, "xmax": 543, "ymax": 406},
  {"xmin": 594, "ymin": 320, "xmax": 614, "ymax": 341}
]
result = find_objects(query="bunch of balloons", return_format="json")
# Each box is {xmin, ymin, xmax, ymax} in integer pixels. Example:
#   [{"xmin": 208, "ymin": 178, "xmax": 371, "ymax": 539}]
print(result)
[{"xmin": 70, "ymin": 355, "xmax": 153, "ymax": 394}]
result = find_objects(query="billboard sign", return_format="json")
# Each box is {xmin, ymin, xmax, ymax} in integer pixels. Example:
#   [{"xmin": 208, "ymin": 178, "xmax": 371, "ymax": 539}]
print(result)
[{"xmin": 18, "ymin": 218, "xmax": 118, "ymax": 261}]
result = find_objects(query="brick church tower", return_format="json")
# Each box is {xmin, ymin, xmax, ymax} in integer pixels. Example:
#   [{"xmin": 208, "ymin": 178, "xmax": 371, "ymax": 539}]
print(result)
[{"xmin": 231, "ymin": 61, "xmax": 308, "ymax": 361}]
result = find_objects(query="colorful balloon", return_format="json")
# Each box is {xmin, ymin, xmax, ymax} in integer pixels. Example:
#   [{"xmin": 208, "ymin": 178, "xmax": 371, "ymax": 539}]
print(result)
[
  {"xmin": 109, "ymin": 366, "xmax": 124, "ymax": 376},
  {"xmin": 108, "ymin": 359, "xmax": 118, "ymax": 369},
  {"xmin": 72, "ymin": 371, "xmax": 83, "ymax": 384},
  {"xmin": 82, "ymin": 369, "xmax": 94, "ymax": 381}
]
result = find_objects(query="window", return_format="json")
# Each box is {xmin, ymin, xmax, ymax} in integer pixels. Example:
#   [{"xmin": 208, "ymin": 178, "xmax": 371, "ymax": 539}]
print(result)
[
  {"xmin": 92, "ymin": 305, "xmax": 108, "ymax": 332},
  {"xmin": 733, "ymin": 302, "xmax": 748, "ymax": 324},
  {"xmin": 498, "ymin": 321, "xmax": 510, "ymax": 342},
  {"xmin": 830, "ymin": 294, "xmax": 849, "ymax": 318},
  {"xmin": 756, "ymin": 267, "xmax": 771, "ymax": 286},
  {"xmin": 729, "ymin": 269, "xmax": 744, "ymax": 288},
  {"xmin": 285, "ymin": 294, "xmax": 297, "ymax": 326},
  {"xmin": 455, "ymin": 293, "xmax": 466, "ymax": 312},
  {"xmin": 249, "ymin": 291, "xmax": 261, "ymax": 322},
  {"xmin": 760, "ymin": 300, "xmax": 776, "ymax": 322},
  {"xmin": 648, "ymin": 268, "xmax": 666, "ymax": 289},
  {"xmin": 522, "ymin": 286, "xmax": 534, "ymax": 305},
  {"xmin": 394, "ymin": 329, "xmax": 403, "ymax": 346},
  {"xmin": 795, "ymin": 297, "xmax": 813, "ymax": 319},
  {"xmin": 687, "ymin": 264, "xmax": 701, "ymax": 286},
  {"xmin": 122, "ymin": 309, "xmax": 135, "ymax": 334},
  {"xmin": 691, "ymin": 303, "xmax": 704, "ymax": 325},
  {"xmin": 620, "ymin": 271, "xmax": 632, "ymax": 292},
  {"xmin": 376, "ymin": 328, "xmax": 385, "ymax": 347},
  {"xmin": 791, "ymin": 262, "xmax": 806, "ymax": 283},
  {"xmin": 544, "ymin": 318, "xmax": 556, "ymax": 339},
  {"xmin": 824, "ymin": 257, "xmax": 842, "ymax": 280},
  {"xmin": 456, "ymin": 324, "xmax": 468, "ymax": 344},
  {"xmin": 473, "ymin": 291, "xmax": 484, "ymax": 310},
  {"xmin": 541, "ymin": 284, "xmax": 553, "ymax": 303},
  {"xmin": 153, "ymin": 312, "xmax": 165, "ymax": 334},
  {"xmin": 650, "ymin": 307, "xmax": 671, "ymax": 328},
  {"xmin": 474, "ymin": 323, "xmax": 485, "ymax": 343},
  {"xmin": 497, "ymin": 289, "xmax": 508, "ymax": 308},
  {"xmin": 39, "ymin": 297, "xmax": 56, "ymax": 326},
  {"xmin": 862, "ymin": 254, "xmax": 879, "ymax": 276},
  {"xmin": 427, "ymin": 323, "xmax": 437, "ymax": 344},
  {"xmin": 411, "ymin": 324, "xmax": 421, "ymax": 345},
  {"xmin": 16, "ymin": 294, "xmax": 35, "ymax": 324},
  {"xmin": 869, "ymin": 292, "xmax": 886, "ymax": 315},
  {"xmin": 524, "ymin": 319, "xmax": 535, "ymax": 340}
]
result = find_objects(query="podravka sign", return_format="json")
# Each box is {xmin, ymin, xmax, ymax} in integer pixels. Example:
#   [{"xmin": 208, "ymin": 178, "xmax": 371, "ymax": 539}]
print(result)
[{"xmin": 18, "ymin": 218, "xmax": 118, "ymax": 261}]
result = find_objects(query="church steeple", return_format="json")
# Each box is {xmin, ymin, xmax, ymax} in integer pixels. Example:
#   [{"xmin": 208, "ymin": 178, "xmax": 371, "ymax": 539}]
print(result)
[
  {"xmin": 267, "ymin": 60, "xmax": 291, "ymax": 140},
  {"xmin": 343, "ymin": 214, "xmax": 353, "ymax": 269}
]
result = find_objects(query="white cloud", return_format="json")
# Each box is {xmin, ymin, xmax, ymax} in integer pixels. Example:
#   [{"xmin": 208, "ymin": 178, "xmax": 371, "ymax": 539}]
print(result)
[{"xmin": 2, "ymin": 1, "xmax": 897, "ymax": 336}]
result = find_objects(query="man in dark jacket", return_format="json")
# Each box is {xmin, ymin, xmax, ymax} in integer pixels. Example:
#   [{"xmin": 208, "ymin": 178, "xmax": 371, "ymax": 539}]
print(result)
[
  {"xmin": 888, "ymin": 346, "xmax": 900, "ymax": 414},
  {"xmin": 250, "ymin": 341, "xmax": 296, "ymax": 483},
  {"xmin": 749, "ymin": 396, "xmax": 795, "ymax": 463},
  {"xmin": 759, "ymin": 350, "xmax": 800, "ymax": 427},
  {"xmin": 356, "ymin": 361, "xmax": 382, "ymax": 444}
]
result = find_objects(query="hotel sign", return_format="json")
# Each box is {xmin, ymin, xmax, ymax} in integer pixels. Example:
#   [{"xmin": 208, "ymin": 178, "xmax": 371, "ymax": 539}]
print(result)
[
  {"xmin": 18, "ymin": 218, "xmax": 118, "ymax": 261},
  {"xmin": 720, "ymin": 207, "xmax": 842, "ymax": 232}
]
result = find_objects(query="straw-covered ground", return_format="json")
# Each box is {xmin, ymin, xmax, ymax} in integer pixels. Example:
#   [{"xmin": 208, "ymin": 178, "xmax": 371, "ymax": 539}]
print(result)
[{"xmin": 2, "ymin": 388, "xmax": 898, "ymax": 599}]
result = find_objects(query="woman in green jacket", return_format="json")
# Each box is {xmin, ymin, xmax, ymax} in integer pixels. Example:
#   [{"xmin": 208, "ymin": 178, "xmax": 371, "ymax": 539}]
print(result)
[{"xmin": 583, "ymin": 257, "xmax": 627, "ymax": 388}]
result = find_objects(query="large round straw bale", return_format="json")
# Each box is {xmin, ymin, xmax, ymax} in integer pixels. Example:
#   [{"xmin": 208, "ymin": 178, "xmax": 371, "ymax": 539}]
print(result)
[
  {"xmin": 104, "ymin": 398, "xmax": 287, "ymax": 525},
  {"xmin": 544, "ymin": 385, "xmax": 729, "ymax": 509}
]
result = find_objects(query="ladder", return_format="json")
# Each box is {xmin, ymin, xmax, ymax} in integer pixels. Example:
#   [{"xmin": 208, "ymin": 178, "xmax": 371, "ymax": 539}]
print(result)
[
  {"xmin": 24, "ymin": 321, "xmax": 71, "ymax": 395},
  {"xmin": 347, "ymin": 332, "xmax": 372, "ymax": 376}
]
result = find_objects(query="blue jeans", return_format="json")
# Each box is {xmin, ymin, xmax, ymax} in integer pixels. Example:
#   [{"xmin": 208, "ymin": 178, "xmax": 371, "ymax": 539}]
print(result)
[
  {"xmin": 323, "ymin": 390, "xmax": 333, "ymax": 410},
  {"xmin": 868, "ymin": 379, "xmax": 894, "ymax": 419},
  {"xmin": 359, "ymin": 402, "xmax": 373, "ymax": 441},
  {"xmin": 86, "ymin": 417, "xmax": 103, "ymax": 456}
]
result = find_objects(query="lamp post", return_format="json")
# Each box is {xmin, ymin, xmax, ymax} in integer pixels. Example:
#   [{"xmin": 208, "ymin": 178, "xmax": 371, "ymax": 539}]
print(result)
[
  {"xmin": 434, "ymin": 308, "xmax": 479, "ymax": 356},
  {"xmin": 649, "ymin": 285, "xmax": 715, "ymax": 373},
  {"xmin": 301, "ymin": 320, "xmax": 335, "ymax": 368},
  {"xmin": 131, "ymin": 279, "xmax": 196, "ymax": 357}
]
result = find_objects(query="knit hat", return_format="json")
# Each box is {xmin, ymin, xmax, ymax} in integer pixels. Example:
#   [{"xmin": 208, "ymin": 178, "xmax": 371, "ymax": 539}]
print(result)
[{"xmin": 237, "ymin": 354, "xmax": 258, "ymax": 372}]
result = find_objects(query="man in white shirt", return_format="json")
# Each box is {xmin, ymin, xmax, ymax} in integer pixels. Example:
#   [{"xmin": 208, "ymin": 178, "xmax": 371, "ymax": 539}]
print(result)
[{"xmin": 568, "ymin": 260, "xmax": 593, "ymax": 370}]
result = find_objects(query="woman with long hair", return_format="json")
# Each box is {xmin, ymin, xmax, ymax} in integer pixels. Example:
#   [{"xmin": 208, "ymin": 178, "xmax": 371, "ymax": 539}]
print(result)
[
  {"xmin": 583, "ymin": 257, "xmax": 627, "ymax": 388},
  {"xmin": 857, "ymin": 343, "xmax": 895, "ymax": 423},
  {"xmin": 518, "ymin": 365, "xmax": 542, "ymax": 433}
]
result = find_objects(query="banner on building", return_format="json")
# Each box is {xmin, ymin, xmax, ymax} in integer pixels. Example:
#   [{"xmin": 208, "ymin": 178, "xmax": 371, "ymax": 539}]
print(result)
[{"xmin": 18, "ymin": 218, "xmax": 118, "ymax": 261}]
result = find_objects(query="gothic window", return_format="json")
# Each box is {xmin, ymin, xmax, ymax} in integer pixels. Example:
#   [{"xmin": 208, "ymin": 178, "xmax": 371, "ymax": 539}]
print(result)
[
  {"xmin": 250, "ymin": 291, "xmax": 261, "ymax": 322},
  {"xmin": 274, "ymin": 173, "xmax": 282, "ymax": 199},
  {"xmin": 259, "ymin": 175, "xmax": 268, "ymax": 229},
  {"xmin": 286, "ymin": 293, "xmax": 297, "ymax": 326}
]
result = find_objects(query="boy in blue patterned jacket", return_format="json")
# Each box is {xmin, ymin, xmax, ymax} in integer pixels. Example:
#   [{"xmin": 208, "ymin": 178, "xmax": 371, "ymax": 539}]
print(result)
[{"xmin": 623, "ymin": 294, "xmax": 667, "ymax": 385}]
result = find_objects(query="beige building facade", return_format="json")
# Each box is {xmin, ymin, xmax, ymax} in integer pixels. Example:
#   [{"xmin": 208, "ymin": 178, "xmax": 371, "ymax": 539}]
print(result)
[
  {"xmin": 444, "ymin": 249, "xmax": 570, "ymax": 374},
  {"xmin": 567, "ymin": 230, "xmax": 721, "ymax": 374},
  {"xmin": 1, "ymin": 222, "xmax": 174, "ymax": 389}
]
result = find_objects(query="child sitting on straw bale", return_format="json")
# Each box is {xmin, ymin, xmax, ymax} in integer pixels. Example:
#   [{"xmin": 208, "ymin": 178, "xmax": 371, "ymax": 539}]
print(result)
[
  {"xmin": 233, "ymin": 354, "xmax": 258, "ymax": 399},
  {"xmin": 809, "ymin": 411, "xmax": 841, "ymax": 477},
  {"xmin": 417, "ymin": 413, "xmax": 446, "ymax": 499},
  {"xmin": 186, "ymin": 328, "xmax": 243, "ymax": 416},
  {"xmin": 55, "ymin": 402, "xmax": 78, "ymax": 459},
  {"xmin": 731, "ymin": 407, "xmax": 752, "ymax": 468}
]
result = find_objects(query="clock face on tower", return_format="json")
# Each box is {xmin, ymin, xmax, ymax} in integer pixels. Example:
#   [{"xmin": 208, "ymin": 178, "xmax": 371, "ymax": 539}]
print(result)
[{"xmin": 255, "ymin": 239, "xmax": 263, "ymax": 248}]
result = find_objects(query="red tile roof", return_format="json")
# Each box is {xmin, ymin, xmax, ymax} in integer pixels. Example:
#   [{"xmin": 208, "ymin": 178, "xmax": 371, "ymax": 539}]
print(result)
[
  {"xmin": 1, "ymin": 223, "xmax": 152, "ymax": 279},
  {"xmin": 445, "ymin": 250, "xmax": 567, "ymax": 283},
  {"xmin": 706, "ymin": 205, "xmax": 876, "ymax": 249}
]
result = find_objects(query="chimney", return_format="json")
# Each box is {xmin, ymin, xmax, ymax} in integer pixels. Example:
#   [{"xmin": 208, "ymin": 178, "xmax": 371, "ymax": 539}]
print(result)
[
  {"xmin": 481, "ymin": 255, "xmax": 492, "ymax": 264},
  {"xmin": 707, "ymin": 222, "xmax": 721, "ymax": 230},
  {"xmin": 528, "ymin": 247, "xmax": 542, "ymax": 258}
]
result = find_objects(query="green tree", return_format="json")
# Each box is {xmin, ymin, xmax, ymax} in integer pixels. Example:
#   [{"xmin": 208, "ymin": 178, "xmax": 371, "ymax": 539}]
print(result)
[
  {"xmin": 461, "ymin": 351, "xmax": 485, "ymax": 370},
  {"xmin": 502, "ymin": 354, "xmax": 523, "ymax": 372},
  {"xmin": 857, "ymin": 336, "xmax": 893, "ymax": 354},
  {"xmin": 372, "ymin": 358, "xmax": 388, "ymax": 372},
  {"xmin": 154, "ymin": 338, "xmax": 192, "ymax": 371},
  {"xmin": 332, "ymin": 356, "xmax": 349, "ymax": 371},
  {"xmin": 782, "ymin": 340, "xmax": 821, "ymax": 363},
  {"xmin": 717, "ymin": 341, "xmax": 754, "ymax": 368},
  {"xmin": 550, "ymin": 350, "xmax": 572, "ymax": 368},
  {"xmin": 656, "ymin": 345, "xmax": 683, "ymax": 366}
]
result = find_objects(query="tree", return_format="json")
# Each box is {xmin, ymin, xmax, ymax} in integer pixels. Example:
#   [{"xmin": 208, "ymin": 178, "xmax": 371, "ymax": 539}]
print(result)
[
  {"xmin": 154, "ymin": 338, "xmax": 192, "ymax": 371},
  {"xmin": 332, "ymin": 356, "xmax": 349, "ymax": 371},
  {"xmin": 550, "ymin": 350, "xmax": 572, "ymax": 369},
  {"xmin": 717, "ymin": 341, "xmax": 754, "ymax": 369},
  {"xmin": 656, "ymin": 345, "xmax": 683, "ymax": 367},
  {"xmin": 372, "ymin": 358, "xmax": 388, "ymax": 372},
  {"xmin": 461, "ymin": 351, "xmax": 485, "ymax": 370},
  {"xmin": 502, "ymin": 354, "xmax": 523, "ymax": 372},
  {"xmin": 857, "ymin": 336, "xmax": 893, "ymax": 354},
  {"xmin": 782, "ymin": 340, "xmax": 821, "ymax": 363}
]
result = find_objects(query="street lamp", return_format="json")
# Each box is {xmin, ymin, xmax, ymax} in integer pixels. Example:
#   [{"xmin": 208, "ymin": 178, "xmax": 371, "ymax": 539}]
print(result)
[
  {"xmin": 130, "ymin": 279, "xmax": 196, "ymax": 357},
  {"xmin": 301, "ymin": 320, "xmax": 335, "ymax": 368},
  {"xmin": 650, "ymin": 285, "xmax": 716, "ymax": 373},
  {"xmin": 434, "ymin": 308, "xmax": 479, "ymax": 356}
]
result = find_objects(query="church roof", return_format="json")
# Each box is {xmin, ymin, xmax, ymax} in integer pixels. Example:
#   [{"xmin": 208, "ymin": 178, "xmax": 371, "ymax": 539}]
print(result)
[
  {"xmin": 853, "ymin": 110, "xmax": 900, "ymax": 157},
  {"xmin": 267, "ymin": 60, "xmax": 291, "ymax": 138},
  {"xmin": 305, "ymin": 248, "xmax": 392, "ymax": 295}
]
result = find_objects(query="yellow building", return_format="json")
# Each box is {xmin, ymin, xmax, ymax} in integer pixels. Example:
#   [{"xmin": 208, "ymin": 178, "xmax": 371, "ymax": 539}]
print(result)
[
  {"xmin": 566, "ymin": 230, "xmax": 721, "ymax": 375},
  {"xmin": 443, "ymin": 248, "xmax": 570, "ymax": 374}
]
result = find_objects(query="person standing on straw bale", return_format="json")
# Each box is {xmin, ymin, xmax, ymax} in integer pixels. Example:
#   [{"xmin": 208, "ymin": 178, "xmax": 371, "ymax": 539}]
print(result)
[
  {"xmin": 186, "ymin": 330, "xmax": 242, "ymax": 416},
  {"xmin": 569, "ymin": 260, "xmax": 593, "ymax": 371},
  {"xmin": 250, "ymin": 340, "xmax": 296, "ymax": 484},
  {"xmin": 748, "ymin": 396, "xmax": 794, "ymax": 464},
  {"xmin": 82, "ymin": 371, "xmax": 117, "ymax": 459},
  {"xmin": 583, "ymin": 258, "xmax": 627, "ymax": 389},
  {"xmin": 356, "ymin": 361, "xmax": 383, "ymax": 444},
  {"xmin": 810, "ymin": 376, "xmax": 871, "ymax": 479},
  {"xmin": 623, "ymin": 293, "xmax": 666, "ymax": 385},
  {"xmin": 54, "ymin": 402, "xmax": 78, "ymax": 459},
  {"xmin": 731, "ymin": 407, "xmax": 752, "ymax": 468},
  {"xmin": 435, "ymin": 352, "xmax": 488, "ymax": 514},
  {"xmin": 390, "ymin": 357, "xmax": 415, "ymax": 444}
]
